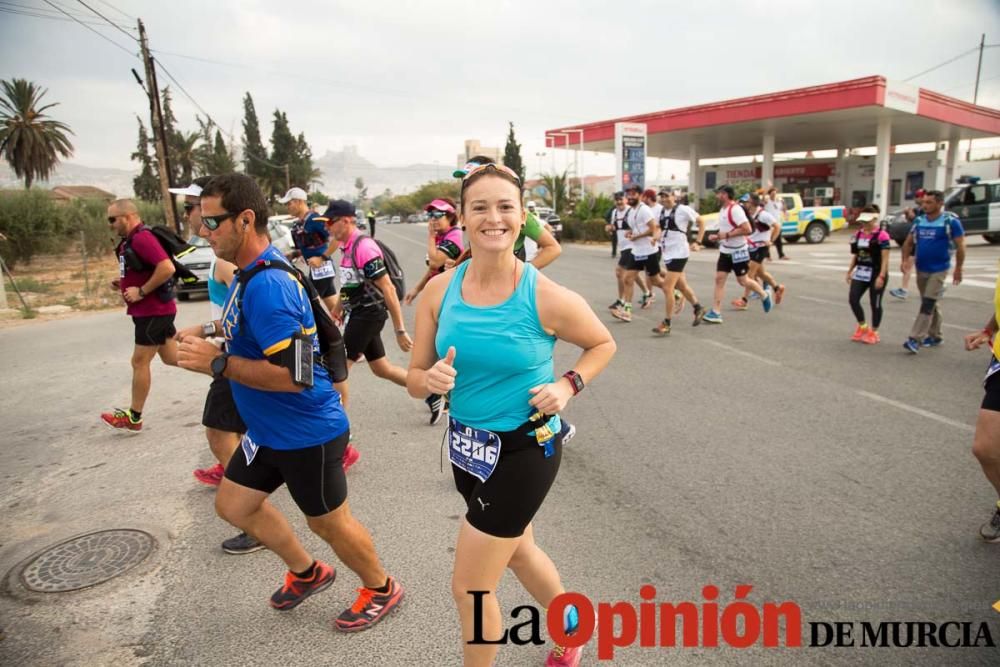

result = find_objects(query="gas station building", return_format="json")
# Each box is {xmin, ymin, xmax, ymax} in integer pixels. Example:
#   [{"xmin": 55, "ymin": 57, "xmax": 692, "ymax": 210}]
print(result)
[{"xmin": 545, "ymin": 75, "xmax": 1000, "ymax": 211}]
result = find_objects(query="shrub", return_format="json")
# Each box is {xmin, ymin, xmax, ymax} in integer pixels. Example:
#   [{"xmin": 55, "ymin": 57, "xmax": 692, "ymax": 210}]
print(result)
[
  {"xmin": 562, "ymin": 218, "xmax": 611, "ymax": 242},
  {"xmin": 0, "ymin": 190, "xmax": 68, "ymax": 268}
]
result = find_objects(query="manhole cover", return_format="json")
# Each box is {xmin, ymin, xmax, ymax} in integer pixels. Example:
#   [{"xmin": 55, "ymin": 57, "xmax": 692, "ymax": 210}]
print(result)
[{"xmin": 19, "ymin": 529, "xmax": 156, "ymax": 593}]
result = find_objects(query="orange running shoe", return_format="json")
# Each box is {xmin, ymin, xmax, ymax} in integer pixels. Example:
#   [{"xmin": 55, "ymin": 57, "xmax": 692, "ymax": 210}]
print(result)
[
  {"xmin": 775, "ymin": 284, "xmax": 786, "ymax": 305},
  {"xmin": 851, "ymin": 325, "xmax": 867, "ymax": 342},
  {"xmin": 269, "ymin": 560, "xmax": 336, "ymax": 610},
  {"xmin": 731, "ymin": 298, "xmax": 748, "ymax": 311},
  {"xmin": 335, "ymin": 576, "xmax": 404, "ymax": 632},
  {"xmin": 101, "ymin": 408, "xmax": 142, "ymax": 432},
  {"xmin": 862, "ymin": 329, "xmax": 881, "ymax": 345}
]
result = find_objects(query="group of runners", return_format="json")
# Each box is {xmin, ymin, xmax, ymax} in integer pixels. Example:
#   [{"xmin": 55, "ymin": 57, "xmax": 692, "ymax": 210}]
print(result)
[
  {"xmin": 606, "ymin": 183, "xmax": 786, "ymax": 332},
  {"xmin": 100, "ymin": 156, "xmax": 608, "ymax": 666}
]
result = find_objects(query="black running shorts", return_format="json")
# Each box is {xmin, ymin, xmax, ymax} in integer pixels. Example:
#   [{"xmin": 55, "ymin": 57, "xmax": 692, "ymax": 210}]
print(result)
[
  {"xmin": 132, "ymin": 314, "xmax": 176, "ymax": 346},
  {"xmin": 312, "ymin": 276, "xmax": 336, "ymax": 298},
  {"xmin": 750, "ymin": 247, "xmax": 769, "ymax": 264},
  {"xmin": 716, "ymin": 253, "xmax": 750, "ymax": 277},
  {"xmin": 983, "ymin": 359, "xmax": 1000, "ymax": 413},
  {"xmin": 617, "ymin": 249, "xmax": 635, "ymax": 270},
  {"xmin": 225, "ymin": 431, "xmax": 350, "ymax": 517},
  {"xmin": 344, "ymin": 310, "xmax": 387, "ymax": 363},
  {"xmin": 202, "ymin": 375, "xmax": 246, "ymax": 434},
  {"xmin": 664, "ymin": 257, "xmax": 688, "ymax": 273},
  {"xmin": 451, "ymin": 418, "xmax": 563, "ymax": 538},
  {"xmin": 631, "ymin": 250, "xmax": 662, "ymax": 276}
]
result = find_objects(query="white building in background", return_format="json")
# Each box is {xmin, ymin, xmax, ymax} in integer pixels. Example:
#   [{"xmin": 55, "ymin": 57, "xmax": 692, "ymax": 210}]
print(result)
[{"xmin": 457, "ymin": 139, "xmax": 502, "ymax": 169}]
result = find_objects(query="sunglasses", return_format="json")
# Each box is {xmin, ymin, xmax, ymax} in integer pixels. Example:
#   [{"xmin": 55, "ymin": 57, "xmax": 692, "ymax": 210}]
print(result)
[
  {"xmin": 107, "ymin": 215, "xmax": 120, "ymax": 224},
  {"xmin": 427, "ymin": 210, "xmax": 447, "ymax": 219},
  {"xmin": 183, "ymin": 202, "xmax": 198, "ymax": 213},
  {"xmin": 460, "ymin": 162, "xmax": 523, "ymax": 187},
  {"xmin": 201, "ymin": 211, "xmax": 237, "ymax": 231}
]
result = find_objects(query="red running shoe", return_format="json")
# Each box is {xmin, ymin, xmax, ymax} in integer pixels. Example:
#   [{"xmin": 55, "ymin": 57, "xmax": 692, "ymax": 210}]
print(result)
[
  {"xmin": 101, "ymin": 408, "xmax": 142, "ymax": 432},
  {"xmin": 334, "ymin": 577, "xmax": 404, "ymax": 632},
  {"xmin": 193, "ymin": 463, "xmax": 224, "ymax": 486},
  {"xmin": 269, "ymin": 561, "xmax": 336, "ymax": 610},
  {"xmin": 342, "ymin": 443, "xmax": 360, "ymax": 472},
  {"xmin": 546, "ymin": 644, "xmax": 583, "ymax": 667}
]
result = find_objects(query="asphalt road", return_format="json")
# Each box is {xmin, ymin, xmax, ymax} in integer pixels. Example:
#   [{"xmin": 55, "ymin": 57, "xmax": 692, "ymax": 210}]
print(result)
[{"xmin": 1, "ymin": 224, "xmax": 998, "ymax": 666}]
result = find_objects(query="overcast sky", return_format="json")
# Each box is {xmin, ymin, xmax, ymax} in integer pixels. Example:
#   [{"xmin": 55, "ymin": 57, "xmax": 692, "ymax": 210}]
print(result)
[{"xmin": 1, "ymin": 0, "xmax": 998, "ymax": 178}]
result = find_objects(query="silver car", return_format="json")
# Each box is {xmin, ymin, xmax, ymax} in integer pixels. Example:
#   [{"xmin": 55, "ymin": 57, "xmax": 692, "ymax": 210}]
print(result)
[{"xmin": 176, "ymin": 236, "xmax": 214, "ymax": 301}]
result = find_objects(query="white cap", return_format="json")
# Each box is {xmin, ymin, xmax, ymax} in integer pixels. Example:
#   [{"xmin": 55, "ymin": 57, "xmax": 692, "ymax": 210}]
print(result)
[
  {"xmin": 168, "ymin": 183, "xmax": 203, "ymax": 197},
  {"xmin": 857, "ymin": 212, "xmax": 879, "ymax": 223},
  {"xmin": 277, "ymin": 187, "xmax": 308, "ymax": 203},
  {"xmin": 526, "ymin": 200, "xmax": 537, "ymax": 208}
]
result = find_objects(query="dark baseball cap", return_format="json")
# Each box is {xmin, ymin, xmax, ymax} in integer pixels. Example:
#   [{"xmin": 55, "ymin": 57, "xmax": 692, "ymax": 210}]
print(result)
[
  {"xmin": 322, "ymin": 199, "xmax": 356, "ymax": 218},
  {"xmin": 624, "ymin": 183, "xmax": 642, "ymax": 193},
  {"xmin": 715, "ymin": 184, "xmax": 736, "ymax": 198}
]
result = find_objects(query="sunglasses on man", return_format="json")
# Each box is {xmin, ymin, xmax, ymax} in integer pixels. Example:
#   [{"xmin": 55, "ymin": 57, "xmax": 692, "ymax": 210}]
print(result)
[{"xmin": 200, "ymin": 212, "xmax": 238, "ymax": 231}]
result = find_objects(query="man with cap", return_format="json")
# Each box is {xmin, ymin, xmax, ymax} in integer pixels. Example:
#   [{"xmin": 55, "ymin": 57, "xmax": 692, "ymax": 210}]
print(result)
[
  {"xmin": 323, "ymin": 200, "xmax": 414, "ymax": 391},
  {"xmin": 279, "ymin": 187, "xmax": 337, "ymax": 312},
  {"xmin": 703, "ymin": 185, "xmax": 771, "ymax": 324}
]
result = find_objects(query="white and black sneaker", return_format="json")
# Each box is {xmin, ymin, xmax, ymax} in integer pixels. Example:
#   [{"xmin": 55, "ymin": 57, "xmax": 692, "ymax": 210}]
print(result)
[
  {"xmin": 426, "ymin": 394, "xmax": 446, "ymax": 426},
  {"xmin": 222, "ymin": 532, "xmax": 266, "ymax": 555},
  {"xmin": 561, "ymin": 421, "xmax": 577, "ymax": 445},
  {"xmin": 979, "ymin": 502, "xmax": 1000, "ymax": 543}
]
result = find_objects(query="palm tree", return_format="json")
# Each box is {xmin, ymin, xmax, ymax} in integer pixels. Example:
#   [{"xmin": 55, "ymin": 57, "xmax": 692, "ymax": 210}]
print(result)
[
  {"xmin": 171, "ymin": 131, "xmax": 200, "ymax": 185},
  {"xmin": 540, "ymin": 170, "xmax": 569, "ymax": 215},
  {"xmin": 0, "ymin": 79, "xmax": 74, "ymax": 189}
]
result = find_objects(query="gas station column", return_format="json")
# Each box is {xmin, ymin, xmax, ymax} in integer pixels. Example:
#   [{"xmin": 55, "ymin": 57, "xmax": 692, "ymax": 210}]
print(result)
[
  {"xmin": 837, "ymin": 147, "xmax": 850, "ymax": 205},
  {"xmin": 944, "ymin": 139, "xmax": 960, "ymax": 188},
  {"xmin": 689, "ymin": 145, "xmax": 699, "ymax": 195},
  {"xmin": 761, "ymin": 134, "xmax": 775, "ymax": 189},
  {"xmin": 872, "ymin": 118, "xmax": 891, "ymax": 211}
]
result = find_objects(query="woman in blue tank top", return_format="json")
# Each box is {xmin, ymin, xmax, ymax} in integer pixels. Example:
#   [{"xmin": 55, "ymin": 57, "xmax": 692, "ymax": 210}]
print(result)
[{"xmin": 407, "ymin": 163, "xmax": 616, "ymax": 666}]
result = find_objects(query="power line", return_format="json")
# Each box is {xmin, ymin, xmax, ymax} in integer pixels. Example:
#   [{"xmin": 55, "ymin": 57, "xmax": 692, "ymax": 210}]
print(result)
[
  {"xmin": 0, "ymin": 2, "xmax": 130, "ymax": 28},
  {"xmin": 39, "ymin": 0, "xmax": 138, "ymax": 58},
  {"xmin": 73, "ymin": 0, "xmax": 137, "ymax": 41},
  {"xmin": 93, "ymin": 0, "xmax": 133, "ymax": 21},
  {"xmin": 904, "ymin": 43, "xmax": 999, "ymax": 82}
]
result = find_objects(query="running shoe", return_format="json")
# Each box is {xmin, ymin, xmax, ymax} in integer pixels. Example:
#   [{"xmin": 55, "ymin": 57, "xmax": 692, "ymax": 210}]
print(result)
[
  {"xmin": 270, "ymin": 561, "xmax": 336, "ymax": 610},
  {"xmin": 560, "ymin": 421, "xmax": 576, "ymax": 445},
  {"xmin": 640, "ymin": 291, "xmax": 655, "ymax": 310},
  {"xmin": 673, "ymin": 290, "xmax": 685, "ymax": 314},
  {"xmin": 692, "ymin": 303, "xmax": 706, "ymax": 326},
  {"xmin": 193, "ymin": 463, "xmax": 224, "ymax": 486},
  {"xmin": 862, "ymin": 329, "xmax": 881, "ymax": 345},
  {"xmin": 546, "ymin": 644, "xmax": 583, "ymax": 667},
  {"xmin": 335, "ymin": 577, "xmax": 404, "ymax": 632},
  {"xmin": 101, "ymin": 408, "xmax": 142, "ymax": 432},
  {"xmin": 921, "ymin": 336, "xmax": 943, "ymax": 348},
  {"xmin": 851, "ymin": 325, "xmax": 867, "ymax": 342},
  {"xmin": 426, "ymin": 394, "xmax": 445, "ymax": 426},
  {"xmin": 761, "ymin": 293, "xmax": 773, "ymax": 313},
  {"xmin": 611, "ymin": 305, "xmax": 632, "ymax": 322},
  {"xmin": 222, "ymin": 531, "xmax": 265, "ymax": 555},
  {"xmin": 889, "ymin": 288, "xmax": 908, "ymax": 300},
  {"xmin": 342, "ymin": 443, "xmax": 361, "ymax": 472},
  {"xmin": 979, "ymin": 501, "xmax": 1000, "ymax": 543},
  {"xmin": 703, "ymin": 310, "xmax": 723, "ymax": 324},
  {"xmin": 775, "ymin": 284, "xmax": 786, "ymax": 305},
  {"xmin": 902, "ymin": 338, "xmax": 920, "ymax": 354},
  {"xmin": 780, "ymin": 254, "xmax": 790, "ymax": 260},
  {"xmin": 731, "ymin": 298, "xmax": 748, "ymax": 311},
  {"xmin": 607, "ymin": 299, "xmax": 623, "ymax": 311},
  {"xmin": 652, "ymin": 320, "xmax": 671, "ymax": 336}
]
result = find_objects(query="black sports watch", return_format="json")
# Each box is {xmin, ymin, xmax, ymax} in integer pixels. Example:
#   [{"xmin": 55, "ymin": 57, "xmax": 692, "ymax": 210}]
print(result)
[
  {"xmin": 562, "ymin": 370, "xmax": 584, "ymax": 395},
  {"xmin": 211, "ymin": 353, "xmax": 231, "ymax": 379}
]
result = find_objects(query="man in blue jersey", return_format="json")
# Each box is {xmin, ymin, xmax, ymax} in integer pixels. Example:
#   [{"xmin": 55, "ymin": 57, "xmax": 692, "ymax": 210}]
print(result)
[
  {"xmin": 901, "ymin": 190, "xmax": 966, "ymax": 354},
  {"xmin": 177, "ymin": 173, "xmax": 403, "ymax": 632},
  {"xmin": 280, "ymin": 187, "xmax": 338, "ymax": 313}
]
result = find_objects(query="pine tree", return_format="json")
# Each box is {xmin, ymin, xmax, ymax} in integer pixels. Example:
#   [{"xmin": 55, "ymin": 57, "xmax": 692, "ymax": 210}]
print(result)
[
  {"xmin": 130, "ymin": 116, "xmax": 160, "ymax": 201},
  {"xmin": 212, "ymin": 129, "xmax": 236, "ymax": 173},
  {"xmin": 241, "ymin": 92, "xmax": 267, "ymax": 179},
  {"xmin": 268, "ymin": 109, "xmax": 297, "ymax": 195},
  {"xmin": 503, "ymin": 121, "xmax": 525, "ymax": 182},
  {"xmin": 160, "ymin": 86, "xmax": 181, "ymax": 184}
]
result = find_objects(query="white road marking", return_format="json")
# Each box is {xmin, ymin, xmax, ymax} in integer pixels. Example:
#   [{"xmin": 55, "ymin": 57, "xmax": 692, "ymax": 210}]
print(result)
[
  {"xmin": 856, "ymin": 390, "xmax": 975, "ymax": 433},
  {"xmin": 702, "ymin": 339, "xmax": 782, "ymax": 367}
]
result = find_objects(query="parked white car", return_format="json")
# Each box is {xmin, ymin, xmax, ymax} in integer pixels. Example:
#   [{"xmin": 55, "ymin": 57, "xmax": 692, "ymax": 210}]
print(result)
[{"xmin": 267, "ymin": 214, "xmax": 296, "ymax": 254}]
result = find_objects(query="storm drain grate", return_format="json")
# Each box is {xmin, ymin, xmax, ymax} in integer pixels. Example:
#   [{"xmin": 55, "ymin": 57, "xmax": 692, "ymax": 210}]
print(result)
[{"xmin": 19, "ymin": 529, "xmax": 156, "ymax": 593}]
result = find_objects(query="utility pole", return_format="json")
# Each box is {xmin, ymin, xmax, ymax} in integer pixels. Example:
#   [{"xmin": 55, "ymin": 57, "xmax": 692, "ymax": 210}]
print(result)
[
  {"xmin": 967, "ymin": 33, "xmax": 986, "ymax": 163},
  {"xmin": 284, "ymin": 163, "xmax": 290, "ymax": 191},
  {"xmin": 137, "ymin": 19, "xmax": 180, "ymax": 234}
]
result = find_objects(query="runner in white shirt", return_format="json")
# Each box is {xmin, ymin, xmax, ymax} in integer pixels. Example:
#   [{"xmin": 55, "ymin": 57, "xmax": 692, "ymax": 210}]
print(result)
[
  {"xmin": 606, "ymin": 191, "xmax": 633, "ymax": 312},
  {"xmin": 704, "ymin": 185, "xmax": 770, "ymax": 324},
  {"xmin": 652, "ymin": 190, "xmax": 707, "ymax": 335},
  {"xmin": 734, "ymin": 192, "xmax": 786, "ymax": 309},
  {"xmin": 764, "ymin": 187, "xmax": 788, "ymax": 259},
  {"xmin": 613, "ymin": 185, "xmax": 659, "ymax": 322}
]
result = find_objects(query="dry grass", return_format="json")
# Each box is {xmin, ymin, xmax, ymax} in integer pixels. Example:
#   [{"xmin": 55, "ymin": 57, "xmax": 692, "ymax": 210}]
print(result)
[{"xmin": 1, "ymin": 249, "xmax": 121, "ymax": 323}]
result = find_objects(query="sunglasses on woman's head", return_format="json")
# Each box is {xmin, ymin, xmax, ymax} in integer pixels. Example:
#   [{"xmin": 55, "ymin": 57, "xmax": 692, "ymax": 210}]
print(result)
[{"xmin": 460, "ymin": 162, "xmax": 523, "ymax": 187}]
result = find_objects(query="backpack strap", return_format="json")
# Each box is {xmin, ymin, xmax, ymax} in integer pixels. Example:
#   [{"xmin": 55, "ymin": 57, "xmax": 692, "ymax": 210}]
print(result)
[{"xmin": 348, "ymin": 234, "xmax": 386, "ymax": 307}]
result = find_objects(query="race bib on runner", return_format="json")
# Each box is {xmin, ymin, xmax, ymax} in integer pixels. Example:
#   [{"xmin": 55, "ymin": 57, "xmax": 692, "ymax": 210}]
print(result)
[
  {"xmin": 853, "ymin": 265, "xmax": 873, "ymax": 282},
  {"xmin": 338, "ymin": 265, "xmax": 360, "ymax": 287},
  {"xmin": 311, "ymin": 260, "xmax": 335, "ymax": 280},
  {"xmin": 857, "ymin": 237, "xmax": 870, "ymax": 249},
  {"xmin": 448, "ymin": 417, "xmax": 501, "ymax": 483},
  {"xmin": 118, "ymin": 254, "xmax": 126, "ymax": 279},
  {"xmin": 240, "ymin": 433, "xmax": 259, "ymax": 466},
  {"xmin": 731, "ymin": 247, "xmax": 750, "ymax": 263}
]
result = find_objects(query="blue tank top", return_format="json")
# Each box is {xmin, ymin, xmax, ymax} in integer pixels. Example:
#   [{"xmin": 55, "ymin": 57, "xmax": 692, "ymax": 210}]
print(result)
[
  {"xmin": 208, "ymin": 256, "xmax": 228, "ymax": 318},
  {"xmin": 436, "ymin": 261, "xmax": 555, "ymax": 431}
]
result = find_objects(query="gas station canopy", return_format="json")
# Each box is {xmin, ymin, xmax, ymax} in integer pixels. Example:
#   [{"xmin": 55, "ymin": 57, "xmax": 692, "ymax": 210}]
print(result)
[{"xmin": 544, "ymin": 75, "xmax": 1000, "ymax": 159}]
